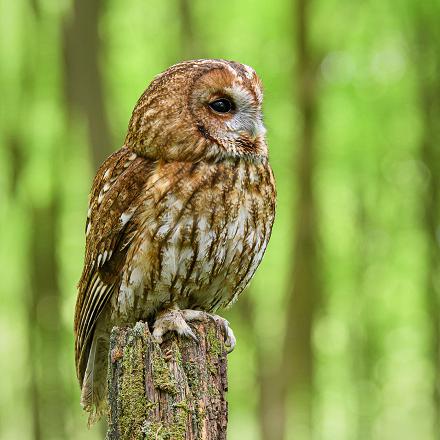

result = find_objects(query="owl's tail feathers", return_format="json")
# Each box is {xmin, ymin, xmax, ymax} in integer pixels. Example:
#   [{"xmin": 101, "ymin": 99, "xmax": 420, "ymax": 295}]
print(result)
[{"xmin": 80, "ymin": 331, "xmax": 109, "ymax": 426}]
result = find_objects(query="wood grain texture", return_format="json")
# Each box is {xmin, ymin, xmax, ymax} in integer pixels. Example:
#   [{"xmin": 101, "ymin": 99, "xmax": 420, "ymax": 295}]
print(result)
[{"xmin": 107, "ymin": 317, "xmax": 228, "ymax": 440}]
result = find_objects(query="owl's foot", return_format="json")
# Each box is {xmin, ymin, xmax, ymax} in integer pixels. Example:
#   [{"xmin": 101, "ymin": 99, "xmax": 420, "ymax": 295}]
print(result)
[
  {"xmin": 181, "ymin": 310, "xmax": 236, "ymax": 353},
  {"xmin": 152, "ymin": 307, "xmax": 199, "ymax": 344},
  {"xmin": 213, "ymin": 315, "xmax": 236, "ymax": 353},
  {"xmin": 152, "ymin": 308, "xmax": 236, "ymax": 353}
]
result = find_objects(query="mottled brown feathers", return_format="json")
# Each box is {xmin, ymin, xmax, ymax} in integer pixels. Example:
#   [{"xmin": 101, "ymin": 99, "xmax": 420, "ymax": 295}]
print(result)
[{"xmin": 75, "ymin": 59, "xmax": 276, "ymax": 423}]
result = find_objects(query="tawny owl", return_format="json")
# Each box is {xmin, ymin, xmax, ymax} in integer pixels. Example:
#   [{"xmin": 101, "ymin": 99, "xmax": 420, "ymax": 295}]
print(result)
[{"xmin": 75, "ymin": 59, "xmax": 276, "ymax": 423}]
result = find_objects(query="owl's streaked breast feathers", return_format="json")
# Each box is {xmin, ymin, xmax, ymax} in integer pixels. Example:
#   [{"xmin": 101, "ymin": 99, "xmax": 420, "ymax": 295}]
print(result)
[{"xmin": 75, "ymin": 59, "xmax": 276, "ymax": 422}]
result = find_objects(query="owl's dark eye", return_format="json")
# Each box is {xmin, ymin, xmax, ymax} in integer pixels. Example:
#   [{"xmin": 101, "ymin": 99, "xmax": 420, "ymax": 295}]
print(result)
[{"xmin": 208, "ymin": 98, "xmax": 233, "ymax": 113}]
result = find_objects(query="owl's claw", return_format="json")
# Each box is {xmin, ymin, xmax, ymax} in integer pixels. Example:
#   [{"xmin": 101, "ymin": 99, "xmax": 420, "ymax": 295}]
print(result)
[
  {"xmin": 224, "ymin": 324, "xmax": 236, "ymax": 353},
  {"xmin": 212, "ymin": 316, "xmax": 236, "ymax": 353},
  {"xmin": 152, "ymin": 308, "xmax": 198, "ymax": 344},
  {"xmin": 181, "ymin": 310, "xmax": 236, "ymax": 353}
]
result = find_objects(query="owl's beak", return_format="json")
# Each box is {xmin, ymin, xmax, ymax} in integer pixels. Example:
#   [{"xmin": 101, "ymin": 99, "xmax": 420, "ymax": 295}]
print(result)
[{"xmin": 250, "ymin": 119, "xmax": 266, "ymax": 140}]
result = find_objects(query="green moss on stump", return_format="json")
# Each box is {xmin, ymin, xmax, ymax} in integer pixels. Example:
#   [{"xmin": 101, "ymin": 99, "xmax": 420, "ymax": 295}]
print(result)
[
  {"xmin": 142, "ymin": 400, "xmax": 190, "ymax": 440},
  {"xmin": 206, "ymin": 325, "xmax": 222, "ymax": 357},
  {"xmin": 119, "ymin": 337, "xmax": 148, "ymax": 439},
  {"xmin": 151, "ymin": 348, "xmax": 178, "ymax": 395}
]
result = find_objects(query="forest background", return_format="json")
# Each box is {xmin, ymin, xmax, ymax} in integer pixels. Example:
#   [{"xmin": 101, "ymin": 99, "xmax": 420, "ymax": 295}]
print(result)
[{"xmin": 1, "ymin": 0, "xmax": 440, "ymax": 439}]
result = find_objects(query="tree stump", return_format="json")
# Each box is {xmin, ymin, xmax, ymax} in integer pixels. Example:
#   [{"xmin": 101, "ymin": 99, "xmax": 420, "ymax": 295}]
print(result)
[{"xmin": 106, "ymin": 317, "xmax": 228, "ymax": 440}]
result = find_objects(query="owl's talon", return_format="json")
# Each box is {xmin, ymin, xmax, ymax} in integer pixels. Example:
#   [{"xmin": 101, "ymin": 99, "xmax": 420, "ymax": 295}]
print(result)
[
  {"xmin": 195, "ymin": 313, "xmax": 236, "ymax": 353},
  {"xmin": 152, "ymin": 307, "xmax": 199, "ymax": 345},
  {"xmin": 224, "ymin": 325, "xmax": 236, "ymax": 353},
  {"xmin": 213, "ymin": 317, "xmax": 236, "ymax": 353},
  {"xmin": 180, "ymin": 325, "xmax": 199, "ymax": 343}
]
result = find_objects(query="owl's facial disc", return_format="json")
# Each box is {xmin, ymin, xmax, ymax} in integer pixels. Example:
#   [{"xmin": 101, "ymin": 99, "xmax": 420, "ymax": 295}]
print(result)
[
  {"xmin": 204, "ymin": 87, "xmax": 266, "ymax": 142},
  {"xmin": 190, "ymin": 65, "xmax": 267, "ymax": 159},
  {"xmin": 219, "ymin": 85, "xmax": 266, "ymax": 141}
]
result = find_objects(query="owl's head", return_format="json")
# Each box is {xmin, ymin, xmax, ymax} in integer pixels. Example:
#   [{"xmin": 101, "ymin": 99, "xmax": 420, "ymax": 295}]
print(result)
[{"xmin": 125, "ymin": 59, "xmax": 267, "ymax": 162}]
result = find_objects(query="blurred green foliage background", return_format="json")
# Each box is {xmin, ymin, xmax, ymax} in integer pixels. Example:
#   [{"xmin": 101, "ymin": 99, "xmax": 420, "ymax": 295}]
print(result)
[{"xmin": 1, "ymin": 0, "xmax": 440, "ymax": 439}]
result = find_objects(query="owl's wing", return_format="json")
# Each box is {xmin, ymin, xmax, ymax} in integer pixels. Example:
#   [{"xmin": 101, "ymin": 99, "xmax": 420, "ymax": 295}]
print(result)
[{"xmin": 74, "ymin": 147, "xmax": 154, "ymax": 384}]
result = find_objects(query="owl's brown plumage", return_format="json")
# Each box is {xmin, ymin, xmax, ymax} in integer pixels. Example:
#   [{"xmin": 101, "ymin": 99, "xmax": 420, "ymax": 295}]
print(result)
[{"xmin": 75, "ymin": 59, "xmax": 276, "ymax": 423}]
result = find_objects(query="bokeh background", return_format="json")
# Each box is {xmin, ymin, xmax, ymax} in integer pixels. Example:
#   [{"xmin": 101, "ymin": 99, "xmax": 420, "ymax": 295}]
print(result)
[{"xmin": 1, "ymin": 0, "xmax": 440, "ymax": 439}]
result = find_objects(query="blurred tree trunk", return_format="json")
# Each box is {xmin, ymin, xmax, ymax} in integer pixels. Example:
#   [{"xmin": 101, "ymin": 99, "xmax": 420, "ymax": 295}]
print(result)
[
  {"xmin": 28, "ymin": 193, "xmax": 67, "ymax": 440},
  {"xmin": 235, "ymin": 295, "xmax": 284, "ymax": 440},
  {"xmin": 352, "ymin": 189, "xmax": 378, "ymax": 440},
  {"xmin": 412, "ymin": 8, "xmax": 440, "ymax": 433},
  {"xmin": 279, "ymin": 0, "xmax": 321, "ymax": 438},
  {"xmin": 63, "ymin": 0, "xmax": 113, "ymax": 170},
  {"xmin": 9, "ymin": 140, "xmax": 66, "ymax": 440},
  {"xmin": 7, "ymin": 135, "xmax": 41, "ymax": 440}
]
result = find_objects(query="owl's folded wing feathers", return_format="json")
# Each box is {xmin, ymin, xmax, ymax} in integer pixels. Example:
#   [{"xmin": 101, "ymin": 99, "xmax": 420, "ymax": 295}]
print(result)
[{"xmin": 74, "ymin": 147, "xmax": 154, "ymax": 385}]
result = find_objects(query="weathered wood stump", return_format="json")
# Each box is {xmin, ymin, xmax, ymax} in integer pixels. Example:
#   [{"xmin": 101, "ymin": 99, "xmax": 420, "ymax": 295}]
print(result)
[{"xmin": 106, "ymin": 317, "xmax": 228, "ymax": 440}]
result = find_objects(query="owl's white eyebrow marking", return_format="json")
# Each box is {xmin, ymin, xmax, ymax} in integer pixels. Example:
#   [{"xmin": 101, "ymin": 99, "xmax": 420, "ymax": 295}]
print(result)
[{"xmin": 227, "ymin": 85, "xmax": 254, "ymax": 106}]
